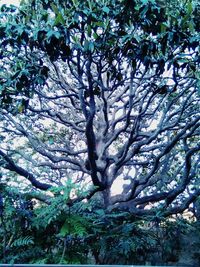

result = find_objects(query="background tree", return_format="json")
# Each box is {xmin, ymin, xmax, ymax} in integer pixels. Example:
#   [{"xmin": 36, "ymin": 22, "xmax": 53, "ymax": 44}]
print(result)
[{"xmin": 0, "ymin": 0, "xmax": 199, "ymax": 219}]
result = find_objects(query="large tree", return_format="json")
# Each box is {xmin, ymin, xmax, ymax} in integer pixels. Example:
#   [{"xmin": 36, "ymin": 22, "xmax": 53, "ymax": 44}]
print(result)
[{"xmin": 0, "ymin": 0, "xmax": 200, "ymax": 217}]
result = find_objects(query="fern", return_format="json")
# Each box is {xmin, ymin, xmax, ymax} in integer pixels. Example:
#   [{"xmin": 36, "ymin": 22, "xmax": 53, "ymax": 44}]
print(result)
[
  {"xmin": 11, "ymin": 236, "xmax": 34, "ymax": 248},
  {"xmin": 32, "ymin": 195, "xmax": 67, "ymax": 229},
  {"xmin": 60, "ymin": 214, "xmax": 89, "ymax": 237},
  {"xmin": 32, "ymin": 258, "xmax": 48, "ymax": 264},
  {"xmin": 32, "ymin": 183, "xmax": 78, "ymax": 229}
]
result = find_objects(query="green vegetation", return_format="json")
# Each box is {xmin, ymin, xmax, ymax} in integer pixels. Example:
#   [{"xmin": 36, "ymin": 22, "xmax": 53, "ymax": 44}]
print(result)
[
  {"xmin": 1, "ymin": 182, "xmax": 200, "ymax": 264},
  {"xmin": 0, "ymin": 0, "xmax": 199, "ymax": 264}
]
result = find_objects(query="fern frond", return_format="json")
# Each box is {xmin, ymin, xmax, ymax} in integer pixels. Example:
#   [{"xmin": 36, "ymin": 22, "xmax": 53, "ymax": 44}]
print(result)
[
  {"xmin": 60, "ymin": 214, "xmax": 89, "ymax": 237},
  {"xmin": 11, "ymin": 236, "xmax": 34, "ymax": 247}
]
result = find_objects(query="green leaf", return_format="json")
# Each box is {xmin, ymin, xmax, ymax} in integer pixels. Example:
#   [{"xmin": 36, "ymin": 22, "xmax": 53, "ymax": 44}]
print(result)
[
  {"xmin": 60, "ymin": 215, "xmax": 88, "ymax": 237},
  {"xmin": 60, "ymin": 220, "xmax": 70, "ymax": 236},
  {"xmin": 93, "ymin": 32, "xmax": 99, "ymax": 39},
  {"xmin": 140, "ymin": 5, "xmax": 148, "ymax": 17},
  {"xmin": 188, "ymin": 21, "xmax": 194, "ymax": 32},
  {"xmin": 141, "ymin": 0, "xmax": 149, "ymax": 5},
  {"xmin": 50, "ymin": 3, "xmax": 59, "ymax": 15},
  {"xmin": 160, "ymin": 23, "xmax": 167, "ymax": 33},
  {"xmin": 102, "ymin": 6, "xmax": 110, "ymax": 14},
  {"xmin": 46, "ymin": 30, "xmax": 60, "ymax": 40},
  {"xmin": 187, "ymin": 1, "xmax": 193, "ymax": 15},
  {"xmin": 84, "ymin": 40, "xmax": 95, "ymax": 52},
  {"xmin": 88, "ymin": 41, "xmax": 95, "ymax": 52},
  {"xmin": 95, "ymin": 21, "xmax": 104, "ymax": 27},
  {"xmin": 72, "ymin": 0, "xmax": 78, "ymax": 7},
  {"xmin": 18, "ymin": 104, "xmax": 24, "ymax": 113},
  {"xmin": 36, "ymin": 76, "xmax": 45, "ymax": 85},
  {"xmin": 48, "ymin": 136, "xmax": 54, "ymax": 145},
  {"xmin": 135, "ymin": 5, "xmax": 140, "ymax": 11},
  {"xmin": 95, "ymin": 209, "xmax": 105, "ymax": 216},
  {"xmin": 11, "ymin": 236, "xmax": 34, "ymax": 247},
  {"xmin": 87, "ymin": 25, "xmax": 92, "ymax": 36},
  {"xmin": 54, "ymin": 13, "xmax": 65, "ymax": 26},
  {"xmin": 84, "ymin": 40, "xmax": 89, "ymax": 51}
]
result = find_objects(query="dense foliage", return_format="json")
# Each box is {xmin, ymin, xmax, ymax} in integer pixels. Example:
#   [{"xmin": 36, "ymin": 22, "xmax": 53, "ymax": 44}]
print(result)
[
  {"xmin": 1, "ymin": 181, "xmax": 200, "ymax": 264},
  {"xmin": 0, "ymin": 0, "xmax": 200, "ymax": 264}
]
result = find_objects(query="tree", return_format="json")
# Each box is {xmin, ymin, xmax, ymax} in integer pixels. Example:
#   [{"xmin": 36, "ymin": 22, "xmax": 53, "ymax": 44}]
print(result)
[{"xmin": 0, "ymin": 0, "xmax": 199, "ymax": 219}]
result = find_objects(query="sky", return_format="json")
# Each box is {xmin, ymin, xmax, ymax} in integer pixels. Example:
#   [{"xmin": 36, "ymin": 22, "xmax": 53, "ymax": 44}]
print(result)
[{"xmin": 0, "ymin": 0, "xmax": 20, "ymax": 5}]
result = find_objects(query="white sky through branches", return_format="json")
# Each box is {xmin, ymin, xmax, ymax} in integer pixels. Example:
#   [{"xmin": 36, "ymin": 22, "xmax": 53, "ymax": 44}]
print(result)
[
  {"xmin": 0, "ymin": 0, "xmax": 20, "ymax": 6},
  {"xmin": 0, "ymin": 0, "xmax": 128, "ymax": 196}
]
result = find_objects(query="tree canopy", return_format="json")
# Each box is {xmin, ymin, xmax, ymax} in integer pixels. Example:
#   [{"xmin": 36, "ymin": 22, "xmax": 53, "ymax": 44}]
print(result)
[{"xmin": 0, "ymin": 0, "xmax": 200, "ymax": 218}]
